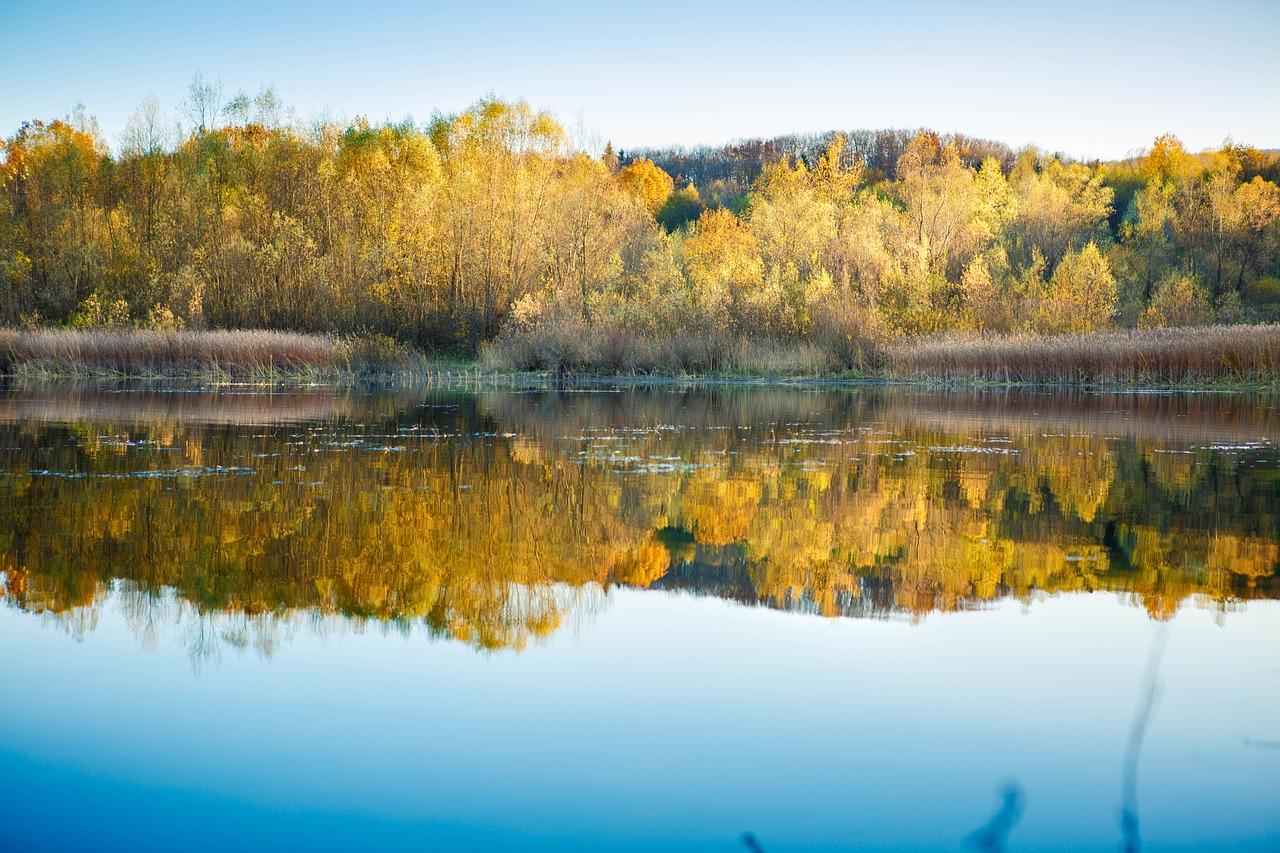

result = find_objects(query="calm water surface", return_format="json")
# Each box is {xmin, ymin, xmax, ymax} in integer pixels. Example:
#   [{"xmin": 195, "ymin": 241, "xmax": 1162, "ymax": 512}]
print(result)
[{"xmin": 1, "ymin": 384, "xmax": 1278, "ymax": 852}]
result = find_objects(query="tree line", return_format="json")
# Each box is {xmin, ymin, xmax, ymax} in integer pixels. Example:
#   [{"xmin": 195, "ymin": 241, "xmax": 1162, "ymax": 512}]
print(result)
[{"xmin": 2, "ymin": 82, "xmax": 1278, "ymax": 358}]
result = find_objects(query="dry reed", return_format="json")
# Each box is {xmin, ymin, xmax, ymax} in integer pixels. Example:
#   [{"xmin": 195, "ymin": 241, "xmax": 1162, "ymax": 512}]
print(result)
[
  {"xmin": 0, "ymin": 329, "xmax": 339, "ymax": 377},
  {"xmin": 886, "ymin": 325, "xmax": 1280, "ymax": 386},
  {"xmin": 484, "ymin": 325, "xmax": 848, "ymax": 377},
  {"xmin": 7, "ymin": 324, "xmax": 1279, "ymax": 387},
  {"xmin": 488, "ymin": 321, "xmax": 1280, "ymax": 385}
]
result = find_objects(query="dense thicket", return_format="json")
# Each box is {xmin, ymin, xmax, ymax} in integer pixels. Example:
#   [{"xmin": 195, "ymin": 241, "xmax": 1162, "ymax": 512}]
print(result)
[{"xmin": 2, "ymin": 88, "xmax": 1278, "ymax": 362}]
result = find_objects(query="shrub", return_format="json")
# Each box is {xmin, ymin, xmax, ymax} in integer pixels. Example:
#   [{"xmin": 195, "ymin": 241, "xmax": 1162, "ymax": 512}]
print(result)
[
  {"xmin": 1140, "ymin": 275, "xmax": 1212, "ymax": 328},
  {"xmin": 337, "ymin": 332, "xmax": 421, "ymax": 374},
  {"xmin": 809, "ymin": 297, "xmax": 888, "ymax": 371}
]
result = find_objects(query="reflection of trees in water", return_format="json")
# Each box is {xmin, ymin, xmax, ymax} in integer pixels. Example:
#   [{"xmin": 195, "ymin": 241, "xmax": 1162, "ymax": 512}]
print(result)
[
  {"xmin": 16, "ymin": 581, "xmax": 606, "ymax": 673},
  {"xmin": 1, "ymin": 387, "xmax": 1277, "ymax": 659}
]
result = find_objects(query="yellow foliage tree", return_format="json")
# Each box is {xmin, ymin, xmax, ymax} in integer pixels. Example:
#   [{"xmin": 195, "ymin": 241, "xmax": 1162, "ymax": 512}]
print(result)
[
  {"xmin": 682, "ymin": 208, "xmax": 764, "ymax": 330},
  {"xmin": 1044, "ymin": 242, "xmax": 1117, "ymax": 333},
  {"xmin": 617, "ymin": 157, "xmax": 674, "ymax": 215}
]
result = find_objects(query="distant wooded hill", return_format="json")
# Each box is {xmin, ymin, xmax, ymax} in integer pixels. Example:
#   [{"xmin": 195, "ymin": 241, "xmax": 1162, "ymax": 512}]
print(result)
[{"xmin": 621, "ymin": 129, "xmax": 1280, "ymax": 209}]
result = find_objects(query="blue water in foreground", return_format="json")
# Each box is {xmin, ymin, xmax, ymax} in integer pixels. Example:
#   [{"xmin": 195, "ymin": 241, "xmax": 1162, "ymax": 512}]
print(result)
[{"xmin": 2, "ymin": 590, "xmax": 1277, "ymax": 851}]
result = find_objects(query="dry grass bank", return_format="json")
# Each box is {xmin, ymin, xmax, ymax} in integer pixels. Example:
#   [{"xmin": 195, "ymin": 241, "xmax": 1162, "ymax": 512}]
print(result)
[
  {"xmin": 482, "ymin": 323, "xmax": 871, "ymax": 377},
  {"xmin": 0, "ymin": 329, "xmax": 426, "ymax": 379},
  {"xmin": 7, "ymin": 325, "xmax": 1280, "ymax": 387},
  {"xmin": 887, "ymin": 325, "xmax": 1280, "ymax": 385},
  {"xmin": 486, "ymin": 320, "xmax": 1280, "ymax": 385}
]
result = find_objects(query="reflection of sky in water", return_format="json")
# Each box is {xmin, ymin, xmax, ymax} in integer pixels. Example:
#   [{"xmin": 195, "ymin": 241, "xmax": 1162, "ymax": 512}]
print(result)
[{"xmin": 2, "ymin": 590, "xmax": 1277, "ymax": 852}]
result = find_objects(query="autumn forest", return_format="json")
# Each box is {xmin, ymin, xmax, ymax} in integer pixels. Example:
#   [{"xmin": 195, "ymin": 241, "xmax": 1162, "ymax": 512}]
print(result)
[{"xmin": 3, "ymin": 80, "xmax": 1279, "ymax": 373}]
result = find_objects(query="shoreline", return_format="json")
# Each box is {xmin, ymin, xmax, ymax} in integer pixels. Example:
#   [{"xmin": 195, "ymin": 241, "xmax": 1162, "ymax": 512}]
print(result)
[
  {"xmin": 2, "ymin": 326, "xmax": 1279, "ymax": 392},
  {"xmin": 4, "ymin": 367, "xmax": 1277, "ymax": 394}
]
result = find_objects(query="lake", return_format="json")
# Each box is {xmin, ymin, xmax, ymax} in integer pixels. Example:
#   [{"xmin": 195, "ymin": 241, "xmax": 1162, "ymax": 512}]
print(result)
[{"xmin": 1, "ymin": 383, "xmax": 1277, "ymax": 852}]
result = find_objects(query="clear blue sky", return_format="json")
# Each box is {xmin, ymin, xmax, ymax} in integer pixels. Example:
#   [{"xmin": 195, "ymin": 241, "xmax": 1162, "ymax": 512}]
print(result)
[{"xmin": 3, "ymin": 0, "xmax": 1277, "ymax": 159}]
